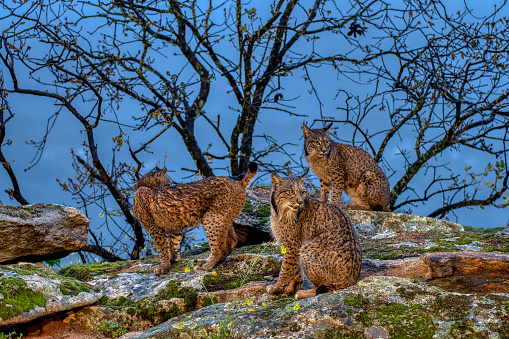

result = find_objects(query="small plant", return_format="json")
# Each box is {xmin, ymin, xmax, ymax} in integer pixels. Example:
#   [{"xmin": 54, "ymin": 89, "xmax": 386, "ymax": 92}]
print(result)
[
  {"xmin": 41, "ymin": 258, "xmax": 61, "ymax": 268},
  {"xmin": 96, "ymin": 320, "xmax": 127, "ymax": 338},
  {"xmin": 188, "ymin": 242, "xmax": 294, "ymax": 338},
  {"xmin": 0, "ymin": 333, "xmax": 22, "ymax": 339}
]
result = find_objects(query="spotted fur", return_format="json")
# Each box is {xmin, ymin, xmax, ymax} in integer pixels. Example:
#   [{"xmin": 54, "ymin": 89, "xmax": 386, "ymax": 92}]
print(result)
[
  {"xmin": 266, "ymin": 171, "xmax": 362, "ymax": 300},
  {"xmin": 303, "ymin": 123, "xmax": 391, "ymax": 211},
  {"xmin": 133, "ymin": 162, "xmax": 258, "ymax": 275}
]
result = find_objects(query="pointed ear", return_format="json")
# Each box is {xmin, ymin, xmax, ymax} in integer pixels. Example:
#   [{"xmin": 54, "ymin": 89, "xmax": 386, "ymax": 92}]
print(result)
[
  {"xmin": 324, "ymin": 123, "xmax": 333, "ymax": 133},
  {"xmin": 271, "ymin": 172, "xmax": 281, "ymax": 186},
  {"xmin": 302, "ymin": 123, "xmax": 312, "ymax": 138},
  {"xmin": 158, "ymin": 167, "xmax": 168, "ymax": 178},
  {"xmin": 300, "ymin": 168, "xmax": 309, "ymax": 180}
]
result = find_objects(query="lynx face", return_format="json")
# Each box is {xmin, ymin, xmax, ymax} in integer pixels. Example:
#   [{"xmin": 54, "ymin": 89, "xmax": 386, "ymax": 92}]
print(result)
[
  {"xmin": 303, "ymin": 123, "xmax": 332, "ymax": 158},
  {"xmin": 270, "ymin": 170, "xmax": 308, "ymax": 224}
]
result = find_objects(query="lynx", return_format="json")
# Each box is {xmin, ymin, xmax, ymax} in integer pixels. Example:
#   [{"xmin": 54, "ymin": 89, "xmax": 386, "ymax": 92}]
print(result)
[
  {"xmin": 266, "ymin": 170, "xmax": 362, "ymax": 300},
  {"xmin": 303, "ymin": 123, "xmax": 391, "ymax": 211},
  {"xmin": 133, "ymin": 162, "xmax": 258, "ymax": 275}
]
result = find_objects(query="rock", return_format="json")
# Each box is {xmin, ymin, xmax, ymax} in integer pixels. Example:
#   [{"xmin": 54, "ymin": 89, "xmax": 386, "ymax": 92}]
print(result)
[
  {"xmin": 497, "ymin": 219, "xmax": 509, "ymax": 234},
  {"xmin": 0, "ymin": 262, "xmax": 103, "ymax": 327},
  {"xmin": 361, "ymin": 251, "xmax": 509, "ymax": 293},
  {"xmin": 0, "ymin": 204, "xmax": 89, "ymax": 264},
  {"xmin": 233, "ymin": 188, "xmax": 465, "ymax": 246},
  {"xmin": 3, "ymin": 201, "xmax": 508, "ymax": 338},
  {"xmin": 423, "ymin": 251, "xmax": 509, "ymax": 293},
  {"xmin": 345, "ymin": 209, "xmax": 464, "ymax": 237},
  {"xmin": 233, "ymin": 188, "xmax": 273, "ymax": 245},
  {"xmin": 118, "ymin": 275, "xmax": 509, "ymax": 338}
]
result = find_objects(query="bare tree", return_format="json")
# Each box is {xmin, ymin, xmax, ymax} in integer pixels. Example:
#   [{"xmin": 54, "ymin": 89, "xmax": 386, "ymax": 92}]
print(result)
[
  {"xmin": 326, "ymin": 0, "xmax": 509, "ymax": 218},
  {"xmin": 0, "ymin": 0, "xmax": 508, "ymax": 261},
  {"xmin": 0, "ymin": 97, "xmax": 29, "ymax": 205}
]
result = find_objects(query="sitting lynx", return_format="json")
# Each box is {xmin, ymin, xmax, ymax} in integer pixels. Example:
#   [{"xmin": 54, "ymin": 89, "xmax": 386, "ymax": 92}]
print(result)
[
  {"xmin": 266, "ymin": 170, "xmax": 362, "ymax": 300},
  {"xmin": 133, "ymin": 162, "xmax": 258, "ymax": 275},
  {"xmin": 303, "ymin": 123, "xmax": 391, "ymax": 211}
]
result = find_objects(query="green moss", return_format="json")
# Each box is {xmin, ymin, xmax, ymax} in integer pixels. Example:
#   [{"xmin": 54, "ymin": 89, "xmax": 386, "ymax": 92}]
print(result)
[
  {"xmin": 3, "ymin": 264, "xmax": 97, "ymax": 299},
  {"xmin": 256, "ymin": 206, "xmax": 271, "ymax": 218},
  {"xmin": 240, "ymin": 200, "xmax": 271, "ymax": 229},
  {"xmin": 317, "ymin": 325, "xmax": 365, "ymax": 339},
  {"xmin": 448, "ymin": 321, "xmax": 477, "ymax": 338},
  {"xmin": 97, "ymin": 296, "xmax": 109, "ymax": 305},
  {"xmin": 0, "ymin": 277, "xmax": 47, "ymax": 320},
  {"xmin": 100, "ymin": 280, "xmax": 203, "ymax": 326},
  {"xmin": 0, "ymin": 205, "xmax": 40, "ymax": 219},
  {"xmin": 360, "ymin": 230, "xmax": 509, "ymax": 260},
  {"xmin": 59, "ymin": 279, "xmax": 93, "ymax": 296},
  {"xmin": 376, "ymin": 304, "xmax": 435, "ymax": 338},
  {"xmin": 155, "ymin": 281, "xmax": 199, "ymax": 311},
  {"xmin": 201, "ymin": 295, "xmax": 218, "ymax": 307},
  {"xmin": 430, "ymin": 294, "xmax": 473, "ymax": 321},
  {"xmin": 242, "ymin": 200, "xmax": 253, "ymax": 213},
  {"xmin": 396, "ymin": 285, "xmax": 439, "ymax": 301},
  {"xmin": 58, "ymin": 261, "xmax": 132, "ymax": 281},
  {"xmin": 258, "ymin": 298, "xmax": 295, "ymax": 318},
  {"xmin": 96, "ymin": 320, "xmax": 127, "ymax": 338},
  {"xmin": 230, "ymin": 242, "xmax": 281, "ymax": 256},
  {"xmin": 342, "ymin": 292, "xmax": 436, "ymax": 338},
  {"xmin": 342, "ymin": 294, "xmax": 368, "ymax": 308},
  {"xmin": 203, "ymin": 273, "xmax": 263, "ymax": 291},
  {"xmin": 463, "ymin": 226, "xmax": 504, "ymax": 234},
  {"xmin": 5, "ymin": 263, "xmax": 55, "ymax": 279}
]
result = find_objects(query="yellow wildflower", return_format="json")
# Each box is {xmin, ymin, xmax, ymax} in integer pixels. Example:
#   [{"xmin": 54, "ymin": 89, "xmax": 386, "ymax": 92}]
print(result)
[
  {"xmin": 212, "ymin": 271, "xmax": 217, "ymax": 275},
  {"xmin": 293, "ymin": 302, "xmax": 299, "ymax": 311},
  {"xmin": 184, "ymin": 267, "xmax": 191, "ymax": 273},
  {"xmin": 246, "ymin": 300, "xmax": 253, "ymax": 306},
  {"xmin": 280, "ymin": 246, "xmax": 287, "ymax": 254}
]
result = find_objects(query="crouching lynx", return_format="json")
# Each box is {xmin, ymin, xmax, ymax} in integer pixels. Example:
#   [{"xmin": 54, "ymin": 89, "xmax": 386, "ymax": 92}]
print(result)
[
  {"xmin": 133, "ymin": 162, "xmax": 258, "ymax": 275},
  {"xmin": 303, "ymin": 123, "xmax": 391, "ymax": 211},
  {"xmin": 266, "ymin": 170, "xmax": 362, "ymax": 300}
]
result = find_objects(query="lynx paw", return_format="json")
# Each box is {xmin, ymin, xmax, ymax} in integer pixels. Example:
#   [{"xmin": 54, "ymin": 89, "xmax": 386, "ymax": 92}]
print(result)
[
  {"xmin": 200, "ymin": 262, "xmax": 215, "ymax": 271},
  {"xmin": 294, "ymin": 289, "xmax": 316, "ymax": 300},
  {"xmin": 154, "ymin": 265, "xmax": 170, "ymax": 276},
  {"xmin": 284, "ymin": 285, "xmax": 300, "ymax": 295},
  {"xmin": 266, "ymin": 284, "xmax": 283, "ymax": 295}
]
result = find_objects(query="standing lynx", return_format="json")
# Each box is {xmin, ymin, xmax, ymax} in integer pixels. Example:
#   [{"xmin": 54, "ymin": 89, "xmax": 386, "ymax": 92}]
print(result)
[
  {"xmin": 303, "ymin": 123, "xmax": 391, "ymax": 211},
  {"xmin": 267, "ymin": 170, "xmax": 362, "ymax": 300},
  {"xmin": 133, "ymin": 162, "xmax": 258, "ymax": 275}
]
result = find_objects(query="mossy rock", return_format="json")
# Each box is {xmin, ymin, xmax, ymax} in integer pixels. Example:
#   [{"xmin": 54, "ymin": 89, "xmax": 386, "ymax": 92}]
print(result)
[
  {"xmin": 360, "ymin": 230, "xmax": 509, "ymax": 260},
  {"xmin": 58, "ymin": 260, "xmax": 137, "ymax": 281},
  {"xmin": 0, "ymin": 277, "xmax": 47, "ymax": 321},
  {"xmin": 0, "ymin": 203, "xmax": 65, "ymax": 219}
]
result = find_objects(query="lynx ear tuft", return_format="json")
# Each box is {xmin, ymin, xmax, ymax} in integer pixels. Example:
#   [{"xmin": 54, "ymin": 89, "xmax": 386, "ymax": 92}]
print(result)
[
  {"xmin": 300, "ymin": 168, "xmax": 309, "ymax": 180},
  {"xmin": 271, "ymin": 172, "xmax": 281, "ymax": 185},
  {"xmin": 302, "ymin": 123, "xmax": 312, "ymax": 137},
  {"xmin": 324, "ymin": 122, "xmax": 333, "ymax": 133}
]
